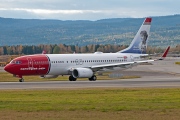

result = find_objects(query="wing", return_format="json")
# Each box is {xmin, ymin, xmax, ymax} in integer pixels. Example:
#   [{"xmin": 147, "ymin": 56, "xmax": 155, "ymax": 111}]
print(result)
[{"xmin": 90, "ymin": 60, "xmax": 155, "ymax": 72}]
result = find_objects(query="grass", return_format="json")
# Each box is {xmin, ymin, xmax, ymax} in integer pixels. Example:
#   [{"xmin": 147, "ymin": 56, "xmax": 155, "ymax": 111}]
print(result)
[
  {"xmin": 0, "ymin": 72, "xmax": 140, "ymax": 82},
  {"xmin": 175, "ymin": 62, "xmax": 180, "ymax": 65},
  {"xmin": 0, "ymin": 88, "xmax": 180, "ymax": 120}
]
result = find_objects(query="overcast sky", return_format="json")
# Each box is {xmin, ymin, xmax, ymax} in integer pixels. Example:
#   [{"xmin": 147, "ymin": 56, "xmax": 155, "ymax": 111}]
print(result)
[{"xmin": 0, "ymin": 0, "xmax": 179, "ymax": 20}]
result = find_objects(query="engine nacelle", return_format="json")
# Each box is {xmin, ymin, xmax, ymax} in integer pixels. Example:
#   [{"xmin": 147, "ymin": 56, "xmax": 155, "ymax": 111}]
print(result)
[
  {"xmin": 72, "ymin": 68, "xmax": 93, "ymax": 78},
  {"xmin": 40, "ymin": 75, "xmax": 59, "ymax": 79}
]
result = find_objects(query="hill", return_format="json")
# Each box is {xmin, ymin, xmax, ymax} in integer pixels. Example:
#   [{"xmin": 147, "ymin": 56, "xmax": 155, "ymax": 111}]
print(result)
[{"xmin": 0, "ymin": 15, "xmax": 180, "ymax": 47}]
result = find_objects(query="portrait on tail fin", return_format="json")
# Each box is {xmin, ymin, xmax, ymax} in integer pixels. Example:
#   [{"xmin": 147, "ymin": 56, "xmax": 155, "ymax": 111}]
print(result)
[{"xmin": 139, "ymin": 30, "xmax": 148, "ymax": 53}]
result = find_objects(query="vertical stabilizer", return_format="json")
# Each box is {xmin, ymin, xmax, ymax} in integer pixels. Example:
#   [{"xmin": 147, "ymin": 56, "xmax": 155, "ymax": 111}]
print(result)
[{"xmin": 119, "ymin": 18, "xmax": 152, "ymax": 54}]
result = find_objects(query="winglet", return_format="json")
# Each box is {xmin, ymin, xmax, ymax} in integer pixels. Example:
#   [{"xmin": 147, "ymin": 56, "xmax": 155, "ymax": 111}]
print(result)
[{"xmin": 159, "ymin": 46, "xmax": 170, "ymax": 60}]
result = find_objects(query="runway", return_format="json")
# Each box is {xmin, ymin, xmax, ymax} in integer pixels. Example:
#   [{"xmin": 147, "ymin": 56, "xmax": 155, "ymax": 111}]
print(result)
[{"xmin": 1, "ymin": 76, "xmax": 180, "ymax": 89}]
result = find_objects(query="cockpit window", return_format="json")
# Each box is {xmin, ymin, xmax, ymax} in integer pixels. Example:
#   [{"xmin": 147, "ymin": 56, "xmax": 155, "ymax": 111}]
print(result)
[
  {"xmin": 10, "ymin": 60, "xmax": 22, "ymax": 64},
  {"xmin": 16, "ymin": 61, "xmax": 22, "ymax": 64},
  {"xmin": 10, "ymin": 60, "xmax": 15, "ymax": 64}
]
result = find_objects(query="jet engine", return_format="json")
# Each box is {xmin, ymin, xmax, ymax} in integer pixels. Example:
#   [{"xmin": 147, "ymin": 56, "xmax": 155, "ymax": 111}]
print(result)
[
  {"xmin": 40, "ymin": 75, "xmax": 59, "ymax": 78},
  {"xmin": 72, "ymin": 68, "xmax": 93, "ymax": 78}
]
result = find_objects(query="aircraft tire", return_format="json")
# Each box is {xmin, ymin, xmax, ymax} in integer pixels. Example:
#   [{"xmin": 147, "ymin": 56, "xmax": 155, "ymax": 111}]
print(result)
[
  {"xmin": 19, "ymin": 78, "xmax": 24, "ymax": 82},
  {"xmin": 89, "ymin": 75, "xmax": 97, "ymax": 81},
  {"xmin": 69, "ymin": 76, "xmax": 77, "ymax": 81}
]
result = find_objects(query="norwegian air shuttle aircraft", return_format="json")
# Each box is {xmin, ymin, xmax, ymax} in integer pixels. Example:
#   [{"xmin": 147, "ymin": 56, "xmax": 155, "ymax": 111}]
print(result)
[{"xmin": 4, "ymin": 18, "xmax": 169, "ymax": 82}]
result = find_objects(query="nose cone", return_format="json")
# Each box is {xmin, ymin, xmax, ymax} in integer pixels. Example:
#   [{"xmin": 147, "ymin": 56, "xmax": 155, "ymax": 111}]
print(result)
[{"xmin": 4, "ymin": 64, "xmax": 14, "ymax": 74}]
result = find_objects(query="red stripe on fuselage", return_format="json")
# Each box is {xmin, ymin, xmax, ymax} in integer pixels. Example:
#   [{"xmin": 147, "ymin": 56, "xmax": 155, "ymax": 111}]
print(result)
[{"xmin": 4, "ymin": 54, "xmax": 50, "ymax": 76}]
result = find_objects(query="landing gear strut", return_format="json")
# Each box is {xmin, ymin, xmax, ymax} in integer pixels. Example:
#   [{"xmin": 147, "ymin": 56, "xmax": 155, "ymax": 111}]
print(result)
[
  {"xmin": 89, "ymin": 75, "xmax": 97, "ymax": 81},
  {"xmin": 69, "ymin": 75, "xmax": 77, "ymax": 81}
]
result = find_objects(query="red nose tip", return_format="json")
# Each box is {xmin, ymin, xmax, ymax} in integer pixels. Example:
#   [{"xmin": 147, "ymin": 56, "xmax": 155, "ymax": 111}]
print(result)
[{"xmin": 4, "ymin": 64, "xmax": 12, "ymax": 73}]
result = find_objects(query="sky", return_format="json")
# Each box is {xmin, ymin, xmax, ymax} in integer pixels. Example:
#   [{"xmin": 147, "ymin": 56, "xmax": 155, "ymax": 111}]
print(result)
[{"xmin": 0, "ymin": 0, "xmax": 179, "ymax": 20}]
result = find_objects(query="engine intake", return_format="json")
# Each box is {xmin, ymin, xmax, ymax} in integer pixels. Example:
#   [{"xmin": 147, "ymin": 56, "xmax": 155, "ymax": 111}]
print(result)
[{"xmin": 72, "ymin": 68, "xmax": 93, "ymax": 78}]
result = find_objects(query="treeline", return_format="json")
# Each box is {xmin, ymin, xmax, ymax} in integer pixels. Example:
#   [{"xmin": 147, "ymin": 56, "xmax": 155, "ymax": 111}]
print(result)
[
  {"xmin": 0, "ymin": 44, "xmax": 179, "ymax": 55},
  {"xmin": 0, "ymin": 44, "xmax": 127, "ymax": 55}
]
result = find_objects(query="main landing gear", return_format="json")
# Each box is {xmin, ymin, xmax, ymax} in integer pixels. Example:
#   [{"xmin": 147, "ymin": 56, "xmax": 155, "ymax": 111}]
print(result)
[
  {"xmin": 69, "ymin": 75, "xmax": 77, "ymax": 81},
  {"xmin": 89, "ymin": 75, "xmax": 97, "ymax": 81},
  {"xmin": 69, "ymin": 75, "xmax": 97, "ymax": 81}
]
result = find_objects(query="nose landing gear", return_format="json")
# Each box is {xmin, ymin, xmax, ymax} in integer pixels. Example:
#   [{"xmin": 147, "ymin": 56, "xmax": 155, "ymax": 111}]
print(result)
[
  {"xmin": 19, "ymin": 78, "xmax": 24, "ymax": 82},
  {"xmin": 15, "ymin": 75, "xmax": 24, "ymax": 82}
]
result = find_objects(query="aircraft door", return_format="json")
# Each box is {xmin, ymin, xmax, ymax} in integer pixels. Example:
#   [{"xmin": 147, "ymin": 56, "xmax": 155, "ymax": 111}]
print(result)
[{"xmin": 27, "ymin": 57, "xmax": 33, "ymax": 68}]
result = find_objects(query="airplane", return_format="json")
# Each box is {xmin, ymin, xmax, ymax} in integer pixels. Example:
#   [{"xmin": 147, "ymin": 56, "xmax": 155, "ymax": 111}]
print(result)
[{"xmin": 4, "ymin": 17, "xmax": 170, "ymax": 82}]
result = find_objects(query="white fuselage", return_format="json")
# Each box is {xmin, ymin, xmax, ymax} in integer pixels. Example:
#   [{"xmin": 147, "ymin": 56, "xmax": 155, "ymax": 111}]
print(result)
[{"xmin": 47, "ymin": 52, "xmax": 142, "ymax": 75}]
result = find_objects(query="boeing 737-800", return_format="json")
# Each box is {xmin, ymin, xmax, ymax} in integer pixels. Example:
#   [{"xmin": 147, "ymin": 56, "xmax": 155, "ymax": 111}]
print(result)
[{"xmin": 4, "ymin": 18, "xmax": 170, "ymax": 82}]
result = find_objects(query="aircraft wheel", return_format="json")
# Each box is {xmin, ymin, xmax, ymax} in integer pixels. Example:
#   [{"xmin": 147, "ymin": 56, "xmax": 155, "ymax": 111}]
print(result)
[
  {"xmin": 69, "ymin": 76, "xmax": 77, "ymax": 81},
  {"xmin": 73, "ymin": 77, "xmax": 77, "ymax": 81},
  {"xmin": 69, "ymin": 76, "xmax": 73, "ymax": 81},
  {"xmin": 89, "ymin": 75, "xmax": 97, "ymax": 81},
  {"xmin": 88, "ymin": 78, "xmax": 93, "ymax": 81},
  {"xmin": 19, "ymin": 78, "xmax": 24, "ymax": 82}
]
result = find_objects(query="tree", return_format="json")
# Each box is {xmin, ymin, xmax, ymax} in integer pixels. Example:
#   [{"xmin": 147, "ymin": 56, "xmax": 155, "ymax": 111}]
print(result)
[
  {"xmin": 67, "ymin": 46, "xmax": 72, "ymax": 53},
  {"xmin": 7, "ymin": 46, "xmax": 13, "ymax": 55},
  {"xmin": 75, "ymin": 46, "xmax": 80, "ymax": 53},
  {"xmin": 80, "ymin": 46, "xmax": 87, "ymax": 53},
  {"xmin": 53, "ymin": 45, "xmax": 60, "ymax": 54},
  {"xmin": 0, "ymin": 47, "xmax": 4, "ymax": 55},
  {"xmin": 3, "ymin": 46, "xmax": 7, "ymax": 55},
  {"xmin": 70, "ymin": 45, "xmax": 75, "ymax": 52}
]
